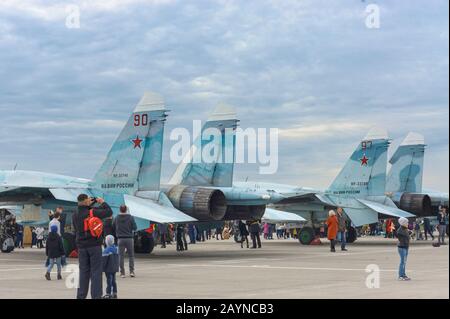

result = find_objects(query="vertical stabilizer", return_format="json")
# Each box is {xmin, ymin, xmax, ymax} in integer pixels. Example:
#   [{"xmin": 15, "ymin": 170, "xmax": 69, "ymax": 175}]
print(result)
[
  {"xmin": 327, "ymin": 127, "xmax": 390, "ymax": 197},
  {"xmin": 386, "ymin": 132, "xmax": 425, "ymax": 193},
  {"xmin": 169, "ymin": 104, "xmax": 238, "ymax": 187},
  {"xmin": 91, "ymin": 92, "xmax": 168, "ymax": 194}
]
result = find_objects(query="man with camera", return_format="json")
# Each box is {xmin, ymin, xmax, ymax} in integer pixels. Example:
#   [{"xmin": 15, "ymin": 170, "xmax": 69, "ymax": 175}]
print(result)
[{"xmin": 73, "ymin": 194, "xmax": 113, "ymax": 299}]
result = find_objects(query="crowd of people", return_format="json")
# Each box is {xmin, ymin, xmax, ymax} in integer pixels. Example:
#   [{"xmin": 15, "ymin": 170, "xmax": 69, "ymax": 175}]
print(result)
[{"xmin": 2, "ymin": 196, "xmax": 448, "ymax": 297}]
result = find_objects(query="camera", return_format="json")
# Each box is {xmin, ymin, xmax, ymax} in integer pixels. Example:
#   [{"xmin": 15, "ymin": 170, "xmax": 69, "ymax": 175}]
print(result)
[{"xmin": 91, "ymin": 197, "xmax": 97, "ymax": 204}]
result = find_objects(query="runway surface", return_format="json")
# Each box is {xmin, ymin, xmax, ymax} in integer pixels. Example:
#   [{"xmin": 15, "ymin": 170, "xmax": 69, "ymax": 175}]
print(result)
[{"xmin": 0, "ymin": 236, "xmax": 448, "ymax": 299}]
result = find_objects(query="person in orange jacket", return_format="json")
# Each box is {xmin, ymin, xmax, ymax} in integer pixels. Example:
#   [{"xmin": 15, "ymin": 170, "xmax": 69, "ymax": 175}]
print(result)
[{"xmin": 326, "ymin": 210, "xmax": 338, "ymax": 252}]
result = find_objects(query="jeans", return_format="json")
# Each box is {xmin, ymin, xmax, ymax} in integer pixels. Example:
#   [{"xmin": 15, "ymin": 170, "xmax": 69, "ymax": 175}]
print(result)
[
  {"xmin": 337, "ymin": 231, "xmax": 346, "ymax": 249},
  {"xmin": 188, "ymin": 231, "xmax": 196, "ymax": 244},
  {"xmin": 176, "ymin": 232, "xmax": 184, "ymax": 251},
  {"xmin": 438, "ymin": 225, "xmax": 446, "ymax": 244},
  {"xmin": 398, "ymin": 247, "xmax": 409, "ymax": 278},
  {"xmin": 15, "ymin": 234, "xmax": 23, "ymax": 248},
  {"xmin": 415, "ymin": 230, "xmax": 420, "ymax": 240},
  {"xmin": 251, "ymin": 232, "xmax": 261, "ymax": 248},
  {"xmin": 241, "ymin": 235, "xmax": 249, "ymax": 248},
  {"xmin": 47, "ymin": 257, "xmax": 62, "ymax": 274},
  {"xmin": 77, "ymin": 246, "xmax": 103, "ymax": 299},
  {"xmin": 424, "ymin": 226, "xmax": 434, "ymax": 240},
  {"xmin": 118, "ymin": 238, "xmax": 135, "ymax": 275},
  {"xmin": 330, "ymin": 239, "xmax": 336, "ymax": 251},
  {"xmin": 105, "ymin": 273, "xmax": 117, "ymax": 295},
  {"xmin": 160, "ymin": 234, "xmax": 166, "ymax": 248}
]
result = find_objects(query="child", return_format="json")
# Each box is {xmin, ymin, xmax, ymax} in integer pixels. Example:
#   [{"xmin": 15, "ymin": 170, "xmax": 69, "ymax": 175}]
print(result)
[
  {"xmin": 103, "ymin": 234, "xmax": 119, "ymax": 299},
  {"xmin": 396, "ymin": 217, "xmax": 411, "ymax": 281},
  {"xmin": 45, "ymin": 225, "xmax": 65, "ymax": 280}
]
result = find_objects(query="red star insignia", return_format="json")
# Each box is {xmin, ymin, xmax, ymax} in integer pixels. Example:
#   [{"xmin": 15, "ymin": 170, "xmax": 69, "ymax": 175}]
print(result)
[
  {"xmin": 132, "ymin": 135, "xmax": 143, "ymax": 149},
  {"xmin": 360, "ymin": 154, "xmax": 369, "ymax": 166}
]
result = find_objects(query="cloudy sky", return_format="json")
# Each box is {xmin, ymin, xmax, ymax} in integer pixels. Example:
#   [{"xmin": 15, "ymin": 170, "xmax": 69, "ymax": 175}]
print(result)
[{"xmin": 0, "ymin": 0, "xmax": 448, "ymax": 192}]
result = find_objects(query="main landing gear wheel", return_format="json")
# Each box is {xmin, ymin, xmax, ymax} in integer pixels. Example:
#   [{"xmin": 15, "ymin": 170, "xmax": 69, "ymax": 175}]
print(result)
[
  {"xmin": 299, "ymin": 227, "xmax": 314, "ymax": 245},
  {"xmin": 134, "ymin": 231, "xmax": 155, "ymax": 254},
  {"xmin": 346, "ymin": 227, "xmax": 357, "ymax": 244},
  {"xmin": 1, "ymin": 237, "xmax": 14, "ymax": 253}
]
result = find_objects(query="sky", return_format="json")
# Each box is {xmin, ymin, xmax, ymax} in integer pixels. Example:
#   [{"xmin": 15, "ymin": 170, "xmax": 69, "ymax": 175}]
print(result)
[{"xmin": 0, "ymin": 0, "xmax": 448, "ymax": 192}]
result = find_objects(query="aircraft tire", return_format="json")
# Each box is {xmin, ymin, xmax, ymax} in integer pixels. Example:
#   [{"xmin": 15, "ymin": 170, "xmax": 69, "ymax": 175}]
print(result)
[
  {"xmin": 1, "ymin": 237, "xmax": 15, "ymax": 253},
  {"xmin": 299, "ymin": 227, "xmax": 314, "ymax": 245},
  {"xmin": 134, "ymin": 231, "xmax": 155, "ymax": 254},
  {"xmin": 346, "ymin": 227, "xmax": 357, "ymax": 243}
]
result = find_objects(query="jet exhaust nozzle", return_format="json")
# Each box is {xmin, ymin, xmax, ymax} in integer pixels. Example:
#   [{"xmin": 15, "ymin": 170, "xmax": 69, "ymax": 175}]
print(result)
[
  {"xmin": 166, "ymin": 185, "xmax": 227, "ymax": 221},
  {"xmin": 393, "ymin": 192, "xmax": 433, "ymax": 217}
]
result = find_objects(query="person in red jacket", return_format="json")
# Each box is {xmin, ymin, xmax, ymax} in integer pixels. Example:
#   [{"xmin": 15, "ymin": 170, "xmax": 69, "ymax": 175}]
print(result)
[{"xmin": 326, "ymin": 210, "xmax": 338, "ymax": 252}]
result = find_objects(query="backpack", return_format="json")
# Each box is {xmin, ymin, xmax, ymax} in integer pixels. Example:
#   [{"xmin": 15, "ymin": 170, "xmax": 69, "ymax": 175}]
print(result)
[{"xmin": 83, "ymin": 209, "xmax": 104, "ymax": 238}]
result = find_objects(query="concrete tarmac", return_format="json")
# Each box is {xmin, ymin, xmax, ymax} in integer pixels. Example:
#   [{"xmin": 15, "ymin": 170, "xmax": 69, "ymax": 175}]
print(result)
[{"xmin": 0, "ymin": 236, "xmax": 448, "ymax": 299}]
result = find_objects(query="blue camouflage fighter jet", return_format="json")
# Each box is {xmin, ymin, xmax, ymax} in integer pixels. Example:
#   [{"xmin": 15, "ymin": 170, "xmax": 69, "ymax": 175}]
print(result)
[
  {"xmin": 386, "ymin": 132, "xmax": 448, "ymax": 214},
  {"xmin": 233, "ymin": 128, "xmax": 421, "ymax": 244},
  {"xmin": 0, "ymin": 92, "xmax": 299, "ymax": 253}
]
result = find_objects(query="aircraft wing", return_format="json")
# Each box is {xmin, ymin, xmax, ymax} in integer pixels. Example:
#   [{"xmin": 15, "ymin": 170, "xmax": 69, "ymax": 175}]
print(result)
[
  {"xmin": 123, "ymin": 194, "xmax": 197, "ymax": 224},
  {"xmin": 49, "ymin": 188, "xmax": 93, "ymax": 202},
  {"xmin": 357, "ymin": 199, "xmax": 415, "ymax": 219},
  {"xmin": 262, "ymin": 208, "xmax": 306, "ymax": 223}
]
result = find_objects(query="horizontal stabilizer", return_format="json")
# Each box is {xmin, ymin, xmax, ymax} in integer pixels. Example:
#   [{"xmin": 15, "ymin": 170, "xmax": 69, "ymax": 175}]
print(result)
[
  {"xmin": 124, "ymin": 194, "xmax": 197, "ymax": 224},
  {"xmin": 262, "ymin": 208, "xmax": 306, "ymax": 223},
  {"xmin": 344, "ymin": 208, "xmax": 379, "ymax": 227},
  {"xmin": 357, "ymin": 199, "xmax": 415, "ymax": 218}
]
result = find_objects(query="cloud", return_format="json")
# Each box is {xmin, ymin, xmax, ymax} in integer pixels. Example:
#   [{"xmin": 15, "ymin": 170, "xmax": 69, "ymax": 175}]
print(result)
[
  {"xmin": 26, "ymin": 119, "xmax": 124, "ymax": 129},
  {"xmin": 0, "ymin": 0, "xmax": 448, "ymax": 192},
  {"xmin": 0, "ymin": 0, "xmax": 175, "ymax": 21},
  {"xmin": 279, "ymin": 122, "xmax": 368, "ymax": 140}
]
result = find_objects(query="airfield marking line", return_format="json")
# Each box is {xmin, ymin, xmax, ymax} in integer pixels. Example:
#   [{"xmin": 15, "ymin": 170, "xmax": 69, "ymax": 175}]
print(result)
[
  {"xmin": 207, "ymin": 258, "xmax": 282, "ymax": 264},
  {"xmin": 261, "ymin": 246, "xmax": 443, "ymax": 260},
  {"xmin": 0, "ymin": 267, "xmax": 46, "ymax": 272},
  {"xmin": 0, "ymin": 258, "xmax": 49, "ymax": 263},
  {"xmin": 166, "ymin": 263, "xmax": 400, "ymax": 272}
]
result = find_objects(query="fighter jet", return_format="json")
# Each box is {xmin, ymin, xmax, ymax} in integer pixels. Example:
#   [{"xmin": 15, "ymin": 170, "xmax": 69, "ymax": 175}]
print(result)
[
  {"xmin": 0, "ymin": 92, "xmax": 298, "ymax": 253},
  {"xmin": 231, "ymin": 128, "xmax": 418, "ymax": 244},
  {"xmin": 386, "ymin": 132, "xmax": 449, "ymax": 215},
  {"xmin": 164, "ymin": 104, "xmax": 305, "ymax": 225}
]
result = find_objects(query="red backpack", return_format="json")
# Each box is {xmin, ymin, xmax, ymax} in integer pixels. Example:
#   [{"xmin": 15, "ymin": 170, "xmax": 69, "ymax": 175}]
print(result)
[{"xmin": 83, "ymin": 209, "xmax": 104, "ymax": 238}]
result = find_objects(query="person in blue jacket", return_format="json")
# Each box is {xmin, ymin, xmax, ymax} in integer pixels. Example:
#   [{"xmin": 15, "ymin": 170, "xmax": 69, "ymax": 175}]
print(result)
[{"xmin": 102, "ymin": 235, "xmax": 119, "ymax": 299}]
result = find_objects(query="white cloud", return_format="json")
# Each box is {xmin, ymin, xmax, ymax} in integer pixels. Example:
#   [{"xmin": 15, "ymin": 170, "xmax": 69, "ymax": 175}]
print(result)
[
  {"xmin": 0, "ymin": 0, "xmax": 448, "ymax": 191},
  {"xmin": 26, "ymin": 119, "xmax": 124, "ymax": 129},
  {"xmin": 0, "ymin": 0, "xmax": 175, "ymax": 21},
  {"xmin": 278, "ymin": 122, "xmax": 368, "ymax": 140}
]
